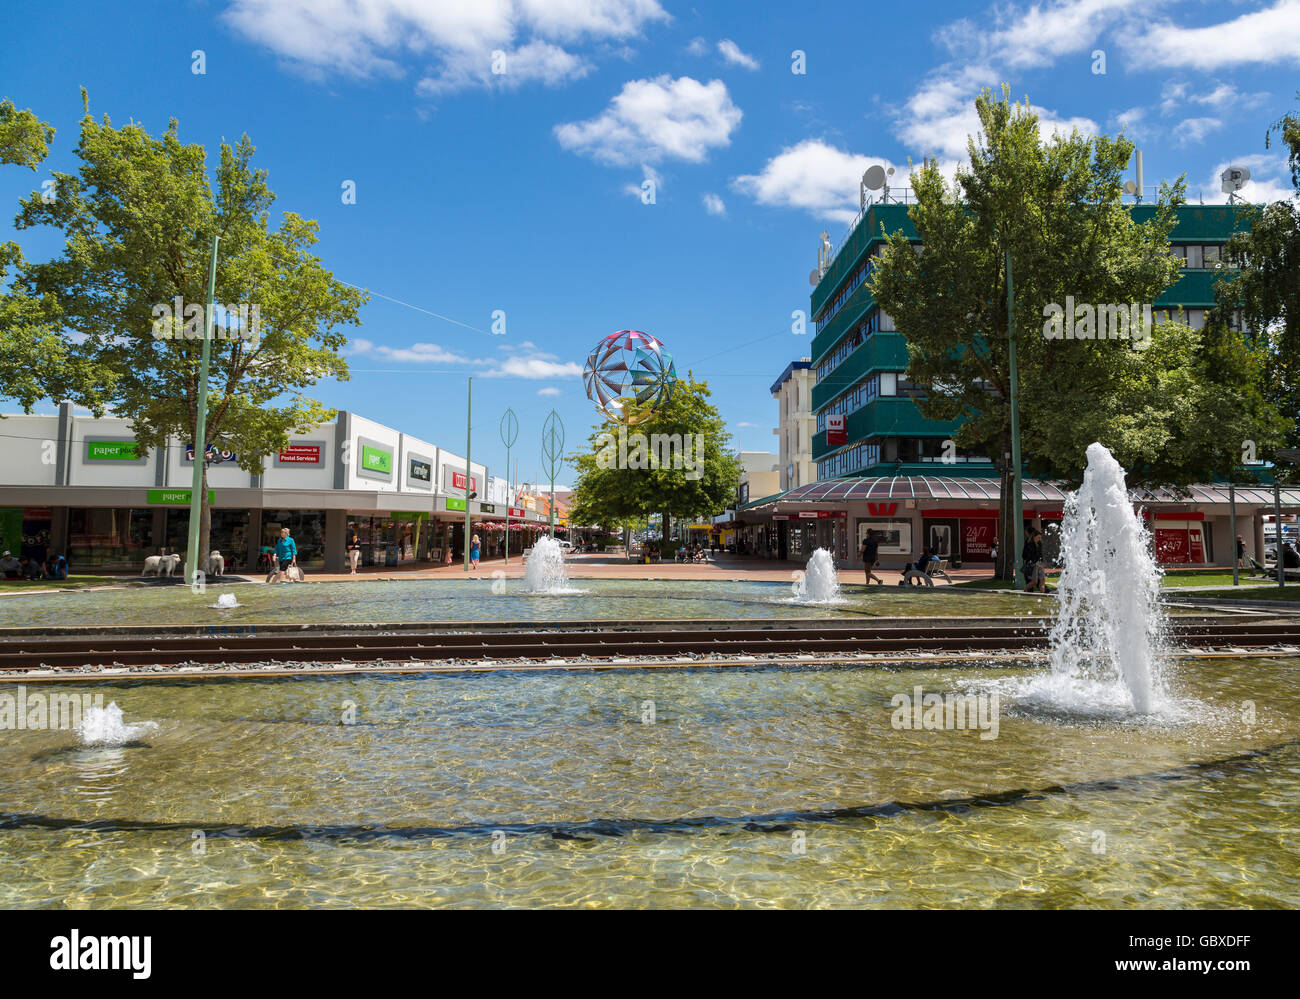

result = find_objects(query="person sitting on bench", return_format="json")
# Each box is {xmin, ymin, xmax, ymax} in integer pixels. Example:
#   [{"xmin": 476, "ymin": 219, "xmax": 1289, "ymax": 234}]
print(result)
[{"xmin": 902, "ymin": 548, "xmax": 939, "ymax": 587}]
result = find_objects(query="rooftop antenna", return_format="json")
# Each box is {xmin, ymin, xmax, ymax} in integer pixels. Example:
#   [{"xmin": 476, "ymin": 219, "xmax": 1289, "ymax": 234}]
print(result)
[
  {"xmin": 1123, "ymin": 149, "xmax": 1144, "ymax": 203},
  {"xmin": 861, "ymin": 164, "xmax": 894, "ymax": 207},
  {"xmin": 1221, "ymin": 164, "xmax": 1251, "ymax": 205},
  {"xmin": 815, "ymin": 229, "xmax": 832, "ymax": 278}
]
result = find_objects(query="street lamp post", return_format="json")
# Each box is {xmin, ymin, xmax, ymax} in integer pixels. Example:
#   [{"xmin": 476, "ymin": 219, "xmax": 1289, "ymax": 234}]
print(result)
[
  {"xmin": 1006, "ymin": 248, "xmax": 1025, "ymax": 590},
  {"xmin": 500, "ymin": 408, "xmax": 518, "ymax": 564},
  {"xmin": 464, "ymin": 377, "xmax": 472, "ymax": 572}
]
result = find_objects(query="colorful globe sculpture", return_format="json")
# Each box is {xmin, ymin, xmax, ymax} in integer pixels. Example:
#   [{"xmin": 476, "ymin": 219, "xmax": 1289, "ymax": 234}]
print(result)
[{"xmin": 583, "ymin": 330, "xmax": 678, "ymax": 426}]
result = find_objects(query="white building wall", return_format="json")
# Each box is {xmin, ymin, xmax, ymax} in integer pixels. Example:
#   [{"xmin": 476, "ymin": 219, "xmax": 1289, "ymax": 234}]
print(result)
[{"xmin": 0, "ymin": 414, "xmax": 60, "ymax": 486}]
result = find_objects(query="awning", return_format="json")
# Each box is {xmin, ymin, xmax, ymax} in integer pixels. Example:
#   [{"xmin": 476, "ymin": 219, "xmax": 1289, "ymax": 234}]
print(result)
[{"xmin": 738, "ymin": 475, "xmax": 1300, "ymax": 511}]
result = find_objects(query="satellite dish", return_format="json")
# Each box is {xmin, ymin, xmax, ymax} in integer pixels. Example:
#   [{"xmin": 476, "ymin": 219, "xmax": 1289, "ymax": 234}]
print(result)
[
  {"xmin": 809, "ymin": 268, "xmax": 821, "ymax": 286},
  {"xmin": 1123, "ymin": 180, "xmax": 1137, "ymax": 195},
  {"xmin": 862, "ymin": 165, "xmax": 887, "ymax": 191},
  {"xmin": 1220, "ymin": 165, "xmax": 1251, "ymax": 194}
]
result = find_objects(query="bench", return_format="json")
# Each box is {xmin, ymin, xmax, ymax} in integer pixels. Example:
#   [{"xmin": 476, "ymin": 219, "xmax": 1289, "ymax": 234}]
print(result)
[{"xmin": 901, "ymin": 558, "xmax": 953, "ymax": 587}]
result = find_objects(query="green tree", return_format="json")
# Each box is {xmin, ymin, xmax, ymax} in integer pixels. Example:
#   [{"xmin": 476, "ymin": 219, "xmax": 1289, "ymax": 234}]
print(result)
[
  {"xmin": 0, "ymin": 100, "xmax": 108, "ymax": 412},
  {"xmin": 7, "ymin": 92, "xmax": 366, "ymax": 569},
  {"xmin": 568, "ymin": 374, "xmax": 740, "ymax": 547},
  {"xmin": 870, "ymin": 86, "xmax": 1283, "ymax": 572},
  {"xmin": 1212, "ymin": 94, "xmax": 1300, "ymax": 482}
]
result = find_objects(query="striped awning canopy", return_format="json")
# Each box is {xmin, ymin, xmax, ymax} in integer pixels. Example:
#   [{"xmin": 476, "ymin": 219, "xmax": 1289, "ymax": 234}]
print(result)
[{"xmin": 738, "ymin": 475, "xmax": 1300, "ymax": 511}]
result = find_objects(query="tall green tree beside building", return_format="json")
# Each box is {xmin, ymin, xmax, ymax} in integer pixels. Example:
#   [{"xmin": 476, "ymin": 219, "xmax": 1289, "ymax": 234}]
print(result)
[
  {"xmin": 4, "ymin": 92, "xmax": 366, "ymax": 568},
  {"xmin": 1212, "ymin": 95, "xmax": 1300, "ymax": 482},
  {"xmin": 568, "ymin": 375, "xmax": 740, "ymax": 546},
  {"xmin": 870, "ymin": 86, "xmax": 1284, "ymax": 571},
  {"xmin": 0, "ymin": 100, "xmax": 107, "ymax": 413}
]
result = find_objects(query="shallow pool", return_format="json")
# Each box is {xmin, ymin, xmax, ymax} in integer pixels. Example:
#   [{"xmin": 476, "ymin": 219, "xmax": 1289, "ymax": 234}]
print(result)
[{"xmin": 0, "ymin": 654, "xmax": 1295, "ymax": 907}]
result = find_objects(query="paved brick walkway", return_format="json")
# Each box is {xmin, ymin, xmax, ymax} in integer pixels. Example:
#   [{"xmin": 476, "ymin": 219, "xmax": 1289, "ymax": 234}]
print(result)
[{"xmin": 299, "ymin": 552, "xmax": 1004, "ymax": 586}]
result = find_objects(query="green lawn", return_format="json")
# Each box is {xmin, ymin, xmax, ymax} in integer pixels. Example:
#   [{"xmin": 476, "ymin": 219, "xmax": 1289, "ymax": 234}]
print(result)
[
  {"xmin": 954, "ymin": 569, "xmax": 1277, "ymax": 591},
  {"xmin": 1172, "ymin": 586, "xmax": 1300, "ymax": 603},
  {"xmin": 0, "ymin": 575, "xmax": 104, "ymax": 592}
]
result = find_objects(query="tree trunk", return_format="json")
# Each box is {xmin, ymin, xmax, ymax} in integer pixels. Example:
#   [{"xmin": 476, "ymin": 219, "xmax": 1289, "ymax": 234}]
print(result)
[{"xmin": 199, "ymin": 462, "xmax": 211, "ymax": 579}]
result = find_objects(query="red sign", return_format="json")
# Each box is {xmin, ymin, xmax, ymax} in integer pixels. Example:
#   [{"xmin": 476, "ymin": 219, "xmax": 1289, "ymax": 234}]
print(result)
[
  {"xmin": 279, "ymin": 444, "xmax": 321, "ymax": 464},
  {"xmin": 795, "ymin": 510, "xmax": 845, "ymax": 519},
  {"xmin": 867, "ymin": 502, "xmax": 899, "ymax": 517},
  {"xmin": 961, "ymin": 519, "xmax": 997, "ymax": 561},
  {"xmin": 507, "ymin": 507, "xmax": 526, "ymax": 519},
  {"xmin": 825, "ymin": 413, "xmax": 847, "ymax": 446},
  {"xmin": 451, "ymin": 471, "xmax": 478, "ymax": 492},
  {"xmin": 1155, "ymin": 528, "xmax": 1206, "ymax": 564}
]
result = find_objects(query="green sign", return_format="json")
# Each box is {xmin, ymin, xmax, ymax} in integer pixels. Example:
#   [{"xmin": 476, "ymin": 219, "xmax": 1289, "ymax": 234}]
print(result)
[
  {"xmin": 87, "ymin": 440, "xmax": 141, "ymax": 461},
  {"xmin": 445, "ymin": 497, "xmax": 466, "ymax": 512},
  {"xmin": 360, "ymin": 444, "xmax": 392, "ymax": 474},
  {"xmin": 147, "ymin": 489, "xmax": 215, "ymax": 505}
]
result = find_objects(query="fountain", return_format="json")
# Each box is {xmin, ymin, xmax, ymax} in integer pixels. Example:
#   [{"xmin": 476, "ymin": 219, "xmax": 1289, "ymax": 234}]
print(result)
[
  {"xmin": 521, "ymin": 536, "xmax": 584, "ymax": 595},
  {"xmin": 1047, "ymin": 442, "xmax": 1167, "ymax": 713},
  {"xmin": 76, "ymin": 702, "xmax": 159, "ymax": 747},
  {"xmin": 213, "ymin": 592, "xmax": 240, "ymax": 609},
  {"xmin": 792, "ymin": 548, "xmax": 844, "ymax": 604}
]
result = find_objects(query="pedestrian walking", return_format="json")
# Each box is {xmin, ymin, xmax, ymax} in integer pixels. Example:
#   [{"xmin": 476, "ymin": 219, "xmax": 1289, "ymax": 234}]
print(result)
[
  {"xmin": 347, "ymin": 532, "xmax": 362, "ymax": 574},
  {"xmin": 268, "ymin": 526, "xmax": 298, "ymax": 584},
  {"xmin": 1236, "ymin": 535, "xmax": 1247, "ymax": 570},
  {"xmin": 471, "ymin": 533, "xmax": 480, "ymax": 568},
  {"xmin": 860, "ymin": 529, "xmax": 883, "ymax": 586}
]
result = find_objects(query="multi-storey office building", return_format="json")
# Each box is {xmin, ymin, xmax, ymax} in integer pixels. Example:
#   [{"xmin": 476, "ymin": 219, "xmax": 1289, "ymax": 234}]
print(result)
[{"xmin": 741, "ymin": 201, "xmax": 1295, "ymax": 567}]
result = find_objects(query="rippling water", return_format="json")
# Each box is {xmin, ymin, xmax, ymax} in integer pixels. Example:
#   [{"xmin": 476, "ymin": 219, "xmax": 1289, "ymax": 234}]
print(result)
[
  {"xmin": 0, "ymin": 579, "xmax": 1059, "ymax": 628},
  {"xmin": 0, "ymin": 655, "xmax": 1295, "ymax": 907}
]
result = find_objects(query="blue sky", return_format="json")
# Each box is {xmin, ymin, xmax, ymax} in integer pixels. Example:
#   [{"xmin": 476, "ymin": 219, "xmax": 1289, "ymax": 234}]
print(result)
[{"xmin": 3, "ymin": 0, "xmax": 1298, "ymax": 486}]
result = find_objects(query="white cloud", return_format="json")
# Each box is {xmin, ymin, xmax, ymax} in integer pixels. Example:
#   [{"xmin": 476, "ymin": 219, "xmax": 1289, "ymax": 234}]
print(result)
[
  {"xmin": 491, "ymin": 356, "xmax": 584, "ymax": 379},
  {"xmin": 1114, "ymin": 106, "xmax": 1149, "ymax": 141},
  {"xmin": 732, "ymin": 140, "xmax": 904, "ymax": 223},
  {"xmin": 350, "ymin": 337, "xmax": 583, "ymax": 379},
  {"xmin": 702, "ymin": 192, "xmax": 726, "ymax": 215},
  {"xmin": 554, "ymin": 75, "xmax": 743, "ymax": 165},
  {"xmin": 1177, "ymin": 117, "xmax": 1224, "ymax": 146},
  {"xmin": 349, "ymin": 338, "xmax": 473, "ymax": 364},
  {"xmin": 686, "ymin": 35, "xmax": 708, "ymax": 56},
  {"xmin": 223, "ymin": 0, "xmax": 669, "ymax": 91},
  {"xmin": 717, "ymin": 39, "xmax": 759, "ymax": 70},
  {"xmin": 418, "ymin": 40, "xmax": 592, "ymax": 94},
  {"xmin": 1128, "ymin": 0, "xmax": 1300, "ymax": 70},
  {"xmin": 537, "ymin": 386, "xmax": 563, "ymax": 396},
  {"xmin": 936, "ymin": 0, "xmax": 1138, "ymax": 73},
  {"xmin": 898, "ymin": 65, "xmax": 1097, "ymax": 164}
]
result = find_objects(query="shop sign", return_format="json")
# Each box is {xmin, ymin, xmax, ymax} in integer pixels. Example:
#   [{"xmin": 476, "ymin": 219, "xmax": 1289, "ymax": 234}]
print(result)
[
  {"xmin": 826, "ymin": 413, "xmax": 847, "ymax": 446},
  {"xmin": 449, "ymin": 470, "xmax": 478, "ymax": 493},
  {"xmin": 147, "ymin": 489, "xmax": 215, "ymax": 505},
  {"xmin": 86, "ymin": 440, "xmax": 141, "ymax": 461},
  {"xmin": 445, "ymin": 497, "xmax": 466, "ymax": 512},
  {"xmin": 408, "ymin": 458, "xmax": 432, "ymax": 484},
  {"xmin": 361, "ymin": 445, "xmax": 391, "ymax": 475},
  {"xmin": 508, "ymin": 507, "xmax": 526, "ymax": 519},
  {"xmin": 478, "ymin": 503, "xmax": 497, "ymax": 515},
  {"xmin": 277, "ymin": 443, "xmax": 322, "ymax": 465},
  {"xmin": 184, "ymin": 442, "xmax": 237, "ymax": 464}
]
